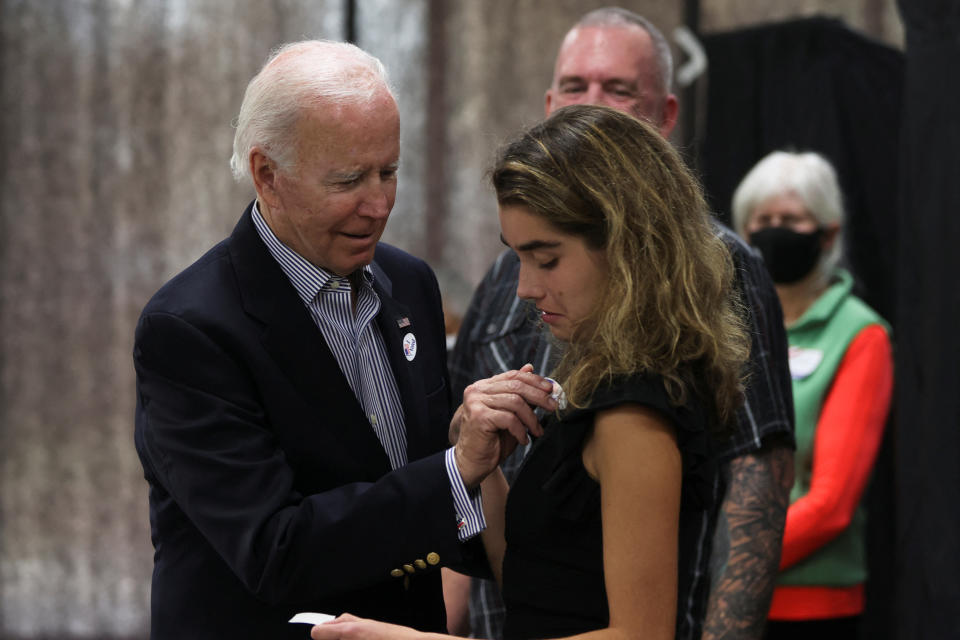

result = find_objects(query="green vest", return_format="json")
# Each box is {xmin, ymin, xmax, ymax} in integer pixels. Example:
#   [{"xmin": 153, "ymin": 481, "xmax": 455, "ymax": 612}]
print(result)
[{"xmin": 778, "ymin": 269, "xmax": 889, "ymax": 587}]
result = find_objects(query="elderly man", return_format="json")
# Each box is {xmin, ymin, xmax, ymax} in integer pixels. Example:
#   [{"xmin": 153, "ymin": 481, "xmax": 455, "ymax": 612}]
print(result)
[
  {"xmin": 449, "ymin": 8, "xmax": 795, "ymax": 640},
  {"xmin": 133, "ymin": 40, "xmax": 554, "ymax": 640}
]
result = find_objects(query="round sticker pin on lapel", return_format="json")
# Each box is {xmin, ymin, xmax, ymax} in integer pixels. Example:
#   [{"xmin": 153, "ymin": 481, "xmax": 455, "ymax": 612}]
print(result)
[{"xmin": 402, "ymin": 333, "xmax": 417, "ymax": 361}]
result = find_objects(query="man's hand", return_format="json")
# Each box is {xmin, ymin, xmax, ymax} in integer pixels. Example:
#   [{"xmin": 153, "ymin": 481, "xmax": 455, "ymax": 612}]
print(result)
[{"xmin": 452, "ymin": 364, "xmax": 555, "ymax": 488}]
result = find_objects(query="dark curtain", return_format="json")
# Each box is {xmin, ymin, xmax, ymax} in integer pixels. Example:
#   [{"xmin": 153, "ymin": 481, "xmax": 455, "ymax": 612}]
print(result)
[
  {"xmin": 698, "ymin": 16, "xmax": 902, "ymax": 321},
  {"xmin": 696, "ymin": 16, "xmax": 905, "ymax": 640},
  {"xmin": 894, "ymin": 1, "xmax": 960, "ymax": 638}
]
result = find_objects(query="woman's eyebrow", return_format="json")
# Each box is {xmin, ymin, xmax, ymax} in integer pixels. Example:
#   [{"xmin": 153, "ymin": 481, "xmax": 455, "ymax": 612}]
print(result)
[{"xmin": 499, "ymin": 234, "xmax": 562, "ymax": 252}]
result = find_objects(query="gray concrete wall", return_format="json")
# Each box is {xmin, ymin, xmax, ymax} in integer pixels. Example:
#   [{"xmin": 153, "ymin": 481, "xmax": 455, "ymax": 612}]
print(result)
[
  {"xmin": 0, "ymin": 1, "xmax": 901, "ymax": 637},
  {"xmin": 700, "ymin": 0, "xmax": 903, "ymax": 46},
  {"xmin": 0, "ymin": 2, "xmax": 342, "ymax": 636}
]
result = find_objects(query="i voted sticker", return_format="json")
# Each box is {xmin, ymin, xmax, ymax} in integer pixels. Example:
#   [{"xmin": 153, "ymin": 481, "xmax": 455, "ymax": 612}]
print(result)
[
  {"xmin": 788, "ymin": 346, "xmax": 823, "ymax": 379},
  {"xmin": 402, "ymin": 332, "xmax": 417, "ymax": 361}
]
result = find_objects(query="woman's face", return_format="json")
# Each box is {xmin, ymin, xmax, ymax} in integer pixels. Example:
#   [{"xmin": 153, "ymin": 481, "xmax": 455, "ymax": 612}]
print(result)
[
  {"xmin": 744, "ymin": 191, "xmax": 840, "ymax": 286},
  {"xmin": 499, "ymin": 204, "xmax": 607, "ymax": 342},
  {"xmin": 744, "ymin": 192, "xmax": 820, "ymax": 234}
]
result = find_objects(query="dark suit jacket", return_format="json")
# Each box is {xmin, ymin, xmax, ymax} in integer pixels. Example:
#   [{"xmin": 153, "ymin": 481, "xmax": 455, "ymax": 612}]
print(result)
[{"xmin": 134, "ymin": 203, "xmax": 466, "ymax": 639}]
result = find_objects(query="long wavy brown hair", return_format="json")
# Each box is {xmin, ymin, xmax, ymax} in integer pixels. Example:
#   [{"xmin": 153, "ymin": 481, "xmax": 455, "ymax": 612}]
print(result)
[{"xmin": 491, "ymin": 105, "xmax": 748, "ymax": 428}]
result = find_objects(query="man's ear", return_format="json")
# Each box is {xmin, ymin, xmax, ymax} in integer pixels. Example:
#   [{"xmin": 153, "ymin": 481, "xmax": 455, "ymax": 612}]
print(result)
[
  {"xmin": 250, "ymin": 148, "xmax": 281, "ymax": 207},
  {"xmin": 659, "ymin": 93, "xmax": 679, "ymax": 138},
  {"xmin": 544, "ymin": 88, "xmax": 555, "ymax": 117}
]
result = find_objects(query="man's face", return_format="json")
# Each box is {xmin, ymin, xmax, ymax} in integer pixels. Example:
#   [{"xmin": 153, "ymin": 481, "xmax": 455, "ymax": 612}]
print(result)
[
  {"xmin": 260, "ymin": 88, "xmax": 400, "ymax": 276},
  {"xmin": 545, "ymin": 25, "xmax": 677, "ymax": 137}
]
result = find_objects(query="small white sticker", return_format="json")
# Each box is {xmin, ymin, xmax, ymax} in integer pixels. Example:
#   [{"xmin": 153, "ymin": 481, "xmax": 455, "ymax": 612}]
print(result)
[
  {"xmin": 788, "ymin": 346, "xmax": 823, "ymax": 379},
  {"xmin": 402, "ymin": 332, "xmax": 417, "ymax": 361},
  {"xmin": 289, "ymin": 612, "xmax": 335, "ymax": 625},
  {"xmin": 544, "ymin": 377, "xmax": 567, "ymax": 410}
]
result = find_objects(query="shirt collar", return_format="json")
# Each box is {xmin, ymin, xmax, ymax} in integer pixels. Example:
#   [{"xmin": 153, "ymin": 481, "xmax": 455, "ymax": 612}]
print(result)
[
  {"xmin": 251, "ymin": 201, "xmax": 375, "ymax": 305},
  {"xmin": 790, "ymin": 269, "xmax": 853, "ymax": 331}
]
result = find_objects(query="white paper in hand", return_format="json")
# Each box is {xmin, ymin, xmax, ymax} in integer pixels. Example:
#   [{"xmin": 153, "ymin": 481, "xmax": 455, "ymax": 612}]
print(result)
[{"xmin": 289, "ymin": 612, "xmax": 336, "ymax": 625}]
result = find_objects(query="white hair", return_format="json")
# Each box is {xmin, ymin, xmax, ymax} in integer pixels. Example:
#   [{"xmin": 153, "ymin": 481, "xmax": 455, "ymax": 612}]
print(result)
[
  {"xmin": 731, "ymin": 150, "xmax": 846, "ymax": 279},
  {"xmin": 575, "ymin": 7, "xmax": 674, "ymax": 95},
  {"xmin": 229, "ymin": 40, "xmax": 394, "ymax": 183}
]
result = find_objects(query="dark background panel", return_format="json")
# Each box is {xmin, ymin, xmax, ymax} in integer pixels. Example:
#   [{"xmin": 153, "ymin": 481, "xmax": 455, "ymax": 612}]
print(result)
[
  {"xmin": 895, "ymin": 0, "xmax": 960, "ymax": 638},
  {"xmin": 697, "ymin": 16, "xmax": 906, "ymax": 640}
]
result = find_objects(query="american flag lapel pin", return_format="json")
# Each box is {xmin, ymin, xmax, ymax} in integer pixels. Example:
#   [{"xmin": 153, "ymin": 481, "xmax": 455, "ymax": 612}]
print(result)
[{"xmin": 397, "ymin": 316, "xmax": 411, "ymax": 328}]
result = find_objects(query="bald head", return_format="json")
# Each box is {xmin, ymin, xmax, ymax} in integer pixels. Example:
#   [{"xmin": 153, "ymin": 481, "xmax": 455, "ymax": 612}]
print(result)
[{"xmin": 545, "ymin": 14, "xmax": 678, "ymax": 137}]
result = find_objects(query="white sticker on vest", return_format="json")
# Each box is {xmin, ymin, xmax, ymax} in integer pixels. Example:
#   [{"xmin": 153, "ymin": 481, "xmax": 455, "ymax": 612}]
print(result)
[{"xmin": 788, "ymin": 346, "xmax": 823, "ymax": 379}]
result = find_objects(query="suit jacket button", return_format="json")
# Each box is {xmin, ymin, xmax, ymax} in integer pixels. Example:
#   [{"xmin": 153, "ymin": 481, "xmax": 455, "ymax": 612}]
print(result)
[
  {"xmin": 426, "ymin": 552, "xmax": 440, "ymax": 566},
  {"xmin": 414, "ymin": 559, "xmax": 427, "ymax": 569},
  {"xmin": 403, "ymin": 564, "xmax": 415, "ymax": 574},
  {"xmin": 390, "ymin": 568, "xmax": 404, "ymax": 578}
]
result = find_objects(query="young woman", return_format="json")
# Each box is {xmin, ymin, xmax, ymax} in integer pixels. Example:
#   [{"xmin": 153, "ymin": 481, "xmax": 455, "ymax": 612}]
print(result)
[
  {"xmin": 732, "ymin": 151, "xmax": 893, "ymax": 640},
  {"xmin": 310, "ymin": 105, "xmax": 749, "ymax": 640}
]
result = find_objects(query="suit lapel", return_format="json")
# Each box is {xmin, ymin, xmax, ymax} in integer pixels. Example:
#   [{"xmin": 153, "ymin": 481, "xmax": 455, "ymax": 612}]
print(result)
[
  {"xmin": 371, "ymin": 262, "xmax": 433, "ymax": 462},
  {"xmin": 228, "ymin": 204, "xmax": 390, "ymax": 474}
]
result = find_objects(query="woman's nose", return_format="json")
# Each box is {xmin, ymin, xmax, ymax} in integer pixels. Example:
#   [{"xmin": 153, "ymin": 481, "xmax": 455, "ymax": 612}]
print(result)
[{"xmin": 516, "ymin": 267, "xmax": 541, "ymax": 302}]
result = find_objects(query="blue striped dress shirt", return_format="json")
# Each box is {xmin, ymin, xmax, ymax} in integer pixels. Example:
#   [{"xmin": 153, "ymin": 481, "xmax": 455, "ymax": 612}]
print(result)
[{"xmin": 252, "ymin": 203, "xmax": 484, "ymax": 539}]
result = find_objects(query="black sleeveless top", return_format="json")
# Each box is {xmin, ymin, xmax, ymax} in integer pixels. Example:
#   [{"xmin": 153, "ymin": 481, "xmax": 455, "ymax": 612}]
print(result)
[{"xmin": 501, "ymin": 374, "xmax": 716, "ymax": 640}]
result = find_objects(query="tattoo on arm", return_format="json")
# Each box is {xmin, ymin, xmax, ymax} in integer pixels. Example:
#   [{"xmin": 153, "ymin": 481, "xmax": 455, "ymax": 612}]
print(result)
[{"xmin": 702, "ymin": 441, "xmax": 794, "ymax": 640}]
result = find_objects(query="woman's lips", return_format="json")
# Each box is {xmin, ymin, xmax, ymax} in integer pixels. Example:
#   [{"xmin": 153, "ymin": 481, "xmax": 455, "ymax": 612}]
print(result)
[{"xmin": 538, "ymin": 309, "xmax": 561, "ymax": 324}]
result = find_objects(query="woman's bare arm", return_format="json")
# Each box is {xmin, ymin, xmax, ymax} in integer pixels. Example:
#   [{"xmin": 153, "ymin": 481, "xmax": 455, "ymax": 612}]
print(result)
[
  {"xmin": 576, "ymin": 404, "xmax": 683, "ymax": 640},
  {"xmin": 479, "ymin": 467, "xmax": 509, "ymax": 587}
]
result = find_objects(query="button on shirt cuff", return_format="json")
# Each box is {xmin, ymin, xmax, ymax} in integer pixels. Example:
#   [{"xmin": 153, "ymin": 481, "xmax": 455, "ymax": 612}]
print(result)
[{"xmin": 444, "ymin": 447, "xmax": 486, "ymax": 540}]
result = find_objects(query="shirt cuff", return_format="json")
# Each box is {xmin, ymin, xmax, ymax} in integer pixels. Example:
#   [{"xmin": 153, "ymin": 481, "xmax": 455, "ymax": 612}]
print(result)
[{"xmin": 444, "ymin": 447, "xmax": 486, "ymax": 541}]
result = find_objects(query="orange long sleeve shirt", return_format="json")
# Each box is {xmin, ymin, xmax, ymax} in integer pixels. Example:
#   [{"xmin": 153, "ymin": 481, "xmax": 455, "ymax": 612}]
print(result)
[{"xmin": 769, "ymin": 324, "xmax": 893, "ymax": 620}]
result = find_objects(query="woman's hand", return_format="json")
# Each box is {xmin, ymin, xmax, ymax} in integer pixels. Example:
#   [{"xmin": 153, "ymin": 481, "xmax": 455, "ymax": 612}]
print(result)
[{"xmin": 310, "ymin": 613, "xmax": 448, "ymax": 640}]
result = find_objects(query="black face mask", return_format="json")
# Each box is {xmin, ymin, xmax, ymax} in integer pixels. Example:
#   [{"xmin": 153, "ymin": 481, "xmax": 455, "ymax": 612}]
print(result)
[{"xmin": 749, "ymin": 226, "xmax": 824, "ymax": 284}]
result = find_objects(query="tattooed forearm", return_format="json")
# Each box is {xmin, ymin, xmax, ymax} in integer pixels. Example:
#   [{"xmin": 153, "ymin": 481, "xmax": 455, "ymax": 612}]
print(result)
[{"xmin": 702, "ymin": 440, "xmax": 794, "ymax": 640}]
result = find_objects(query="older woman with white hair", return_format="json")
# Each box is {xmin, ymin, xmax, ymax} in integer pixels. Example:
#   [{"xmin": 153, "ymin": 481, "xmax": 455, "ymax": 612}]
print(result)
[{"xmin": 732, "ymin": 150, "xmax": 893, "ymax": 640}]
